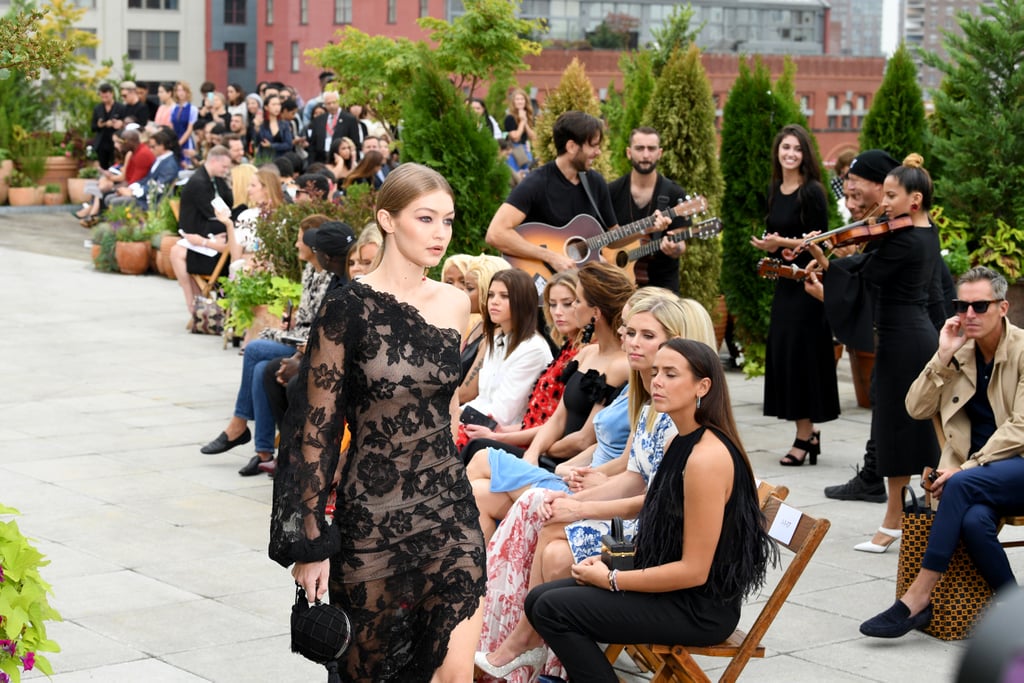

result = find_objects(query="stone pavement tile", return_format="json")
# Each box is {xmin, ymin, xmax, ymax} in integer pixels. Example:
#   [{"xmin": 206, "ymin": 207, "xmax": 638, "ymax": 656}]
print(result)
[
  {"xmin": 201, "ymin": 514, "xmax": 273, "ymax": 552},
  {"xmin": 134, "ymin": 550, "xmax": 282, "ymax": 599},
  {"xmin": 693, "ymin": 651, "xmax": 889, "ymax": 683},
  {"xmin": 20, "ymin": 621, "xmax": 145, "ymax": 678},
  {"xmin": 30, "ymin": 657, "xmax": 208, "ymax": 682},
  {"xmin": 0, "ymin": 469, "xmax": 106, "ymax": 516},
  {"xmin": 118, "ymin": 490, "xmax": 271, "ymax": 528},
  {"xmin": 796, "ymin": 633, "xmax": 964, "ymax": 681},
  {"xmin": 75, "ymin": 599, "xmax": 282, "ymax": 656},
  {"xmin": 53, "ymin": 570, "xmax": 202, "ymax": 620},
  {"xmin": 31, "ymin": 538, "xmax": 123, "ymax": 580},
  {"xmin": 55, "ymin": 471, "xmax": 215, "ymax": 505},
  {"xmin": 3, "ymin": 454, "xmax": 151, "ymax": 483},
  {"xmin": 217, "ymin": 586, "xmax": 296, "ymax": 624},
  {"xmin": 162, "ymin": 634, "xmax": 324, "ymax": 683}
]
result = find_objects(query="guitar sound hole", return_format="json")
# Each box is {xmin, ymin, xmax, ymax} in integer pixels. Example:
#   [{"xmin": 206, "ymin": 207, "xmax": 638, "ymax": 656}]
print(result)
[
  {"xmin": 564, "ymin": 237, "xmax": 590, "ymax": 263},
  {"xmin": 614, "ymin": 251, "xmax": 629, "ymax": 267}
]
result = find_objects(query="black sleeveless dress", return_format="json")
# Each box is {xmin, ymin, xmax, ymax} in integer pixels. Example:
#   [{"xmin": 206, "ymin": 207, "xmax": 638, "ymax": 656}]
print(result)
[{"xmin": 270, "ymin": 280, "xmax": 486, "ymax": 681}]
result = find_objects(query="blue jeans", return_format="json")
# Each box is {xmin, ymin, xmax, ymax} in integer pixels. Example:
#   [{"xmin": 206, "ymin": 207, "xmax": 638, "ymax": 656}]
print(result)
[
  {"xmin": 922, "ymin": 456, "xmax": 1024, "ymax": 591},
  {"xmin": 234, "ymin": 339, "xmax": 294, "ymax": 453}
]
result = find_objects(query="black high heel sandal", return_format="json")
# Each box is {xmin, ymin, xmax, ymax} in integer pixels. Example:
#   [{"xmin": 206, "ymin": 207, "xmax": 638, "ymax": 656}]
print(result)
[{"xmin": 780, "ymin": 430, "xmax": 820, "ymax": 466}]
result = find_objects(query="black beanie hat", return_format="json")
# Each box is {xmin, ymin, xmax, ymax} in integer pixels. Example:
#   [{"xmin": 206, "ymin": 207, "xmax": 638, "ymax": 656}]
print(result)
[{"xmin": 847, "ymin": 149, "xmax": 900, "ymax": 184}]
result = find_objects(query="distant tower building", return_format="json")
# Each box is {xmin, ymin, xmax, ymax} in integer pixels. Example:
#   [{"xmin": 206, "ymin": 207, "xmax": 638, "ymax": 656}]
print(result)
[
  {"xmin": 902, "ymin": 0, "xmax": 990, "ymax": 95},
  {"xmin": 826, "ymin": 0, "xmax": 885, "ymax": 55}
]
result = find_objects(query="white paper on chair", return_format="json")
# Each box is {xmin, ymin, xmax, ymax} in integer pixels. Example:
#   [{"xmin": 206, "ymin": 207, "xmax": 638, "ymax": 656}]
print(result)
[
  {"xmin": 768, "ymin": 502, "xmax": 802, "ymax": 545},
  {"xmin": 177, "ymin": 238, "xmax": 218, "ymax": 258}
]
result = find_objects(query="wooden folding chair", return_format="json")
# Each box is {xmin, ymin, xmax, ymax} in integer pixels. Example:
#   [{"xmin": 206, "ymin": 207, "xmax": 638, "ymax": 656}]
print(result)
[
  {"xmin": 604, "ymin": 481, "xmax": 791, "ymax": 677},
  {"xmin": 606, "ymin": 495, "xmax": 829, "ymax": 683},
  {"xmin": 191, "ymin": 248, "xmax": 230, "ymax": 297}
]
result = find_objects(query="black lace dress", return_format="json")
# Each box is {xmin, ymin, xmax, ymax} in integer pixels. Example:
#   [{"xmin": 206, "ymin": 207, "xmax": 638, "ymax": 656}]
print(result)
[{"xmin": 270, "ymin": 280, "xmax": 486, "ymax": 682}]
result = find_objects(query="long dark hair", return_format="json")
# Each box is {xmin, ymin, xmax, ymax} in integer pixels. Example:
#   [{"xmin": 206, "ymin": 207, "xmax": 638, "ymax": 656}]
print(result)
[
  {"xmin": 481, "ymin": 268, "xmax": 539, "ymax": 359},
  {"xmin": 633, "ymin": 338, "xmax": 777, "ymax": 602},
  {"xmin": 768, "ymin": 123, "xmax": 826, "ymax": 223},
  {"xmin": 343, "ymin": 150, "xmax": 384, "ymax": 189}
]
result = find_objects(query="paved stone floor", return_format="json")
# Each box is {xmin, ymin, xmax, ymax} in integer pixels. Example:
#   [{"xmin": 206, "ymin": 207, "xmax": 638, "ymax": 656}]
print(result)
[{"xmin": 1, "ymin": 210, "xmax": 1019, "ymax": 681}]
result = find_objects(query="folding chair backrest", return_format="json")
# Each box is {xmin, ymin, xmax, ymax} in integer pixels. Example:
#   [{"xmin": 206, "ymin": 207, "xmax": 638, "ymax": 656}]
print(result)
[
  {"xmin": 756, "ymin": 480, "xmax": 789, "ymax": 507},
  {"xmin": 192, "ymin": 249, "xmax": 230, "ymax": 298}
]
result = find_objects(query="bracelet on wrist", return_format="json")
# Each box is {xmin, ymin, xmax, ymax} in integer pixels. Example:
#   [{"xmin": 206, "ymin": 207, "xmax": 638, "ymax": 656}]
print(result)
[{"xmin": 608, "ymin": 569, "xmax": 620, "ymax": 592}]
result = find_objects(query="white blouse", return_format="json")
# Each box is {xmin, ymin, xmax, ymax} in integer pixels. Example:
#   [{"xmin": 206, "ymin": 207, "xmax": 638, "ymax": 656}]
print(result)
[{"xmin": 464, "ymin": 332, "xmax": 552, "ymax": 427}]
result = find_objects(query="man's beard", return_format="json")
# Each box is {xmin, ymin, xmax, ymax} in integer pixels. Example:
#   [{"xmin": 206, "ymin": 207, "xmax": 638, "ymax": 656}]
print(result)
[{"xmin": 631, "ymin": 159, "xmax": 657, "ymax": 175}]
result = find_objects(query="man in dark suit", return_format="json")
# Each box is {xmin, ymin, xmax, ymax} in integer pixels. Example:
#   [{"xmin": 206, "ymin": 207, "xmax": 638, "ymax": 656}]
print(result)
[
  {"xmin": 308, "ymin": 91, "xmax": 360, "ymax": 164},
  {"xmin": 170, "ymin": 146, "xmax": 234, "ymax": 315}
]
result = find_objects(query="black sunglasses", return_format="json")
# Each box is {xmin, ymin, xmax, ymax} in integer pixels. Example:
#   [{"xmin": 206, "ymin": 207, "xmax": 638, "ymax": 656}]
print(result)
[{"xmin": 953, "ymin": 299, "xmax": 1003, "ymax": 314}]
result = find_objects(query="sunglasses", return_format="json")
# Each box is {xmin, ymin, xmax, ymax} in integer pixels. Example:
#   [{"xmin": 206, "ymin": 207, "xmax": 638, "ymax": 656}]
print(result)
[{"xmin": 953, "ymin": 299, "xmax": 1003, "ymax": 314}]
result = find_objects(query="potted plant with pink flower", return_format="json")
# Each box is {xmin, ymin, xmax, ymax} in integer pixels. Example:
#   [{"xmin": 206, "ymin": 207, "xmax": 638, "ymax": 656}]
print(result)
[{"xmin": 0, "ymin": 504, "xmax": 60, "ymax": 682}]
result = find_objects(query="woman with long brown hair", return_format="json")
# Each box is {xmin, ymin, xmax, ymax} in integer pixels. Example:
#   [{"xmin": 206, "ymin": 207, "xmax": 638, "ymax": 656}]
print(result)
[{"xmin": 342, "ymin": 149, "xmax": 384, "ymax": 190}]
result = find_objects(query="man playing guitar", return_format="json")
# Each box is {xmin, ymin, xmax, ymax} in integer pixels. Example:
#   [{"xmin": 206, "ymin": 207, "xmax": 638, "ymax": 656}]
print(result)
[
  {"xmin": 485, "ymin": 111, "xmax": 668, "ymax": 276},
  {"xmin": 608, "ymin": 127, "xmax": 690, "ymax": 290}
]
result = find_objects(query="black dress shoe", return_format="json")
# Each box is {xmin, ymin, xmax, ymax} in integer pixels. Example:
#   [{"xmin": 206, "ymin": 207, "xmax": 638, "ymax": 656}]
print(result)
[
  {"xmin": 238, "ymin": 455, "xmax": 272, "ymax": 476},
  {"xmin": 860, "ymin": 600, "xmax": 932, "ymax": 638},
  {"xmin": 201, "ymin": 427, "xmax": 251, "ymax": 454}
]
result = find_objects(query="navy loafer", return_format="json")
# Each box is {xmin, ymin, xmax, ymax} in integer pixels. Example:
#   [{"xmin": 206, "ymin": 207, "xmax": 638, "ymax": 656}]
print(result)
[{"xmin": 860, "ymin": 600, "xmax": 932, "ymax": 638}]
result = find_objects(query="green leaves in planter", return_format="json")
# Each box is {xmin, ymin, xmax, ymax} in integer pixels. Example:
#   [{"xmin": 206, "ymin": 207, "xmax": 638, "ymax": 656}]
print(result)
[
  {"xmin": 216, "ymin": 271, "xmax": 302, "ymax": 334},
  {"xmin": 90, "ymin": 223, "xmax": 118, "ymax": 273}
]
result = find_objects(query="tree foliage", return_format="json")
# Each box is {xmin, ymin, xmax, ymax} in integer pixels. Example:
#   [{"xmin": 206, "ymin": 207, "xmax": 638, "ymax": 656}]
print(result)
[
  {"xmin": 420, "ymin": 0, "xmax": 542, "ymax": 98},
  {"xmin": 860, "ymin": 43, "xmax": 925, "ymax": 161},
  {"xmin": 922, "ymin": 0, "xmax": 1024, "ymax": 254},
  {"xmin": 607, "ymin": 50, "xmax": 656, "ymax": 178},
  {"xmin": 34, "ymin": 0, "xmax": 106, "ymax": 134},
  {"xmin": 0, "ymin": 0, "xmax": 73, "ymax": 80},
  {"xmin": 648, "ymin": 3, "xmax": 699, "ymax": 78},
  {"xmin": 400, "ymin": 63, "xmax": 509, "ymax": 262},
  {"xmin": 534, "ymin": 58, "xmax": 613, "ymax": 178},
  {"xmin": 647, "ymin": 44, "xmax": 725, "ymax": 314}
]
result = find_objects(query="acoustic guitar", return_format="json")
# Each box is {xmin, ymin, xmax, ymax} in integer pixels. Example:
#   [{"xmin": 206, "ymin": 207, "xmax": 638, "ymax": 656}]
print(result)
[
  {"xmin": 610, "ymin": 217, "xmax": 723, "ymax": 284},
  {"xmin": 503, "ymin": 196, "xmax": 707, "ymax": 285},
  {"xmin": 757, "ymin": 257, "xmax": 811, "ymax": 282}
]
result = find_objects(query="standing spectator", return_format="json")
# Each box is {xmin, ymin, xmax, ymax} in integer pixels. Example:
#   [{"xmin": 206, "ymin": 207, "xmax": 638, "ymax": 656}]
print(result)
[
  {"xmin": 505, "ymin": 88, "xmax": 537, "ymax": 165},
  {"xmin": 153, "ymin": 82, "xmax": 174, "ymax": 128},
  {"xmin": 170, "ymin": 81, "xmax": 198, "ymax": 163},
  {"xmin": 307, "ymin": 91, "xmax": 359, "ymax": 164},
  {"xmin": 469, "ymin": 98, "xmax": 503, "ymax": 139},
  {"xmin": 255, "ymin": 94, "xmax": 294, "ymax": 159},
  {"xmin": 91, "ymin": 83, "xmax": 125, "ymax": 169},
  {"xmin": 301, "ymin": 71, "xmax": 334, "ymax": 123},
  {"xmin": 750, "ymin": 124, "xmax": 840, "ymax": 466},
  {"xmin": 119, "ymin": 81, "xmax": 149, "ymax": 125},
  {"xmin": 226, "ymin": 83, "xmax": 247, "ymax": 122}
]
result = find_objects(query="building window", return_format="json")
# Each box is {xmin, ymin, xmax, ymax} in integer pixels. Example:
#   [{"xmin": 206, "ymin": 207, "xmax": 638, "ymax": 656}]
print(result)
[
  {"xmin": 127, "ymin": 0, "xmax": 178, "ymax": 8},
  {"xmin": 419, "ymin": 0, "xmax": 429, "ymax": 17},
  {"xmin": 300, "ymin": 0, "xmax": 308, "ymax": 24},
  {"xmin": 334, "ymin": 0, "xmax": 352, "ymax": 23},
  {"xmin": 226, "ymin": 42, "xmax": 246, "ymax": 69},
  {"xmin": 266, "ymin": 41, "xmax": 275, "ymax": 71},
  {"xmin": 388, "ymin": 0, "xmax": 396, "ymax": 23},
  {"xmin": 127, "ymin": 30, "xmax": 179, "ymax": 61},
  {"xmin": 224, "ymin": 0, "xmax": 246, "ymax": 24},
  {"xmin": 266, "ymin": 0, "xmax": 274, "ymax": 25},
  {"xmin": 291, "ymin": 41, "xmax": 300, "ymax": 72}
]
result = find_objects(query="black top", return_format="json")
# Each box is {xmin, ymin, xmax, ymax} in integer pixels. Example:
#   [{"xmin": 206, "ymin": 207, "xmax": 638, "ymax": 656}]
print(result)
[
  {"xmin": 966, "ymin": 345, "xmax": 998, "ymax": 454},
  {"xmin": 558, "ymin": 360, "xmax": 623, "ymax": 438},
  {"xmin": 122, "ymin": 101, "xmax": 150, "ymax": 125},
  {"xmin": 178, "ymin": 164, "xmax": 234, "ymax": 275},
  {"xmin": 608, "ymin": 172, "xmax": 690, "ymax": 291},
  {"xmin": 505, "ymin": 161, "xmax": 617, "ymax": 229}
]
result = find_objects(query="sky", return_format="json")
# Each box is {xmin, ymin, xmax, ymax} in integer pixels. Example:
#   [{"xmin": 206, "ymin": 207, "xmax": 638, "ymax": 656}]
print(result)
[{"xmin": 880, "ymin": 0, "xmax": 900, "ymax": 56}]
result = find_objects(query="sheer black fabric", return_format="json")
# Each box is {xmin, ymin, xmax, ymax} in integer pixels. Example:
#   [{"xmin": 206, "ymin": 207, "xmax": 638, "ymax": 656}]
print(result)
[{"xmin": 270, "ymin": 280, "xmax": 485, "ymax": 681}]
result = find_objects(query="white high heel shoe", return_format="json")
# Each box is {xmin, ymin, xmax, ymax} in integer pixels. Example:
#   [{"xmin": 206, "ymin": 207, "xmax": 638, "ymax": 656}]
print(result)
[
  {"xmin": 854, "ymin": 526, "xmax": 902, "ymax": 553},
  {"xmin": 474, "ymin": 646, "xmax": 547, "ymax": 681}
]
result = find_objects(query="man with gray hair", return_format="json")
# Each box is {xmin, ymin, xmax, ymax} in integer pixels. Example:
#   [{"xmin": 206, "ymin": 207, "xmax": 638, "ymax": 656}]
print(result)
[
  {"xmin": 120, "ymin": 80, "xmax": 149, "ymax": 125},
  {"xmin": 861, "ymin": 266, "xmax": 1024, "ymax": 637}
]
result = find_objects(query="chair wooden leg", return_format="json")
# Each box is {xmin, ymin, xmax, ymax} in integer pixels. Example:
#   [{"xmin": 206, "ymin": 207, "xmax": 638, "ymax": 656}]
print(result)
[{"xmin": 652, "ymin": 646, "xmax": 712, "ymax": 683}]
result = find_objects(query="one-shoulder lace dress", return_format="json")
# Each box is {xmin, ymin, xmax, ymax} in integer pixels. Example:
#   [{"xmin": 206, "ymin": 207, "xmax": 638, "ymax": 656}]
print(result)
[{"xmin": 270, "ymin": 280, "xmax": 486, "ymax": 682}]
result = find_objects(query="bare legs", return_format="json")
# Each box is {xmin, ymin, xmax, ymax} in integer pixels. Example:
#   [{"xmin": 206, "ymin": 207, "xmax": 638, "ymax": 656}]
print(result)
[
  {"xmin": 170, "ymin": 244, "xmax": 202, "ymax": 315},
  {"xmin": 431, "ymin": 598, "xmax": 483, "ymax": 683},
  {"xmin": 780, "ymin": 418, "xmax": 818, "ymax": 466},
  {"xmin": 872, "ymin": 475, "xmax": 909, "ymax": 545}
]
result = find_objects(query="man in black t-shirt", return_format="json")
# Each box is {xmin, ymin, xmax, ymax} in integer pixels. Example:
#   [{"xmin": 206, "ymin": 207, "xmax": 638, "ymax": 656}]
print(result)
[
  {"xmin": 485, "ymin": 111, "xmax": 666, "ymax": 282},
  {"xmin": 608, "ymin": 127, "xmax": 690, "ymax": 292},
  {"xmin": 119, "ymin": 81, "xmax": 150, "ymax": 125}
]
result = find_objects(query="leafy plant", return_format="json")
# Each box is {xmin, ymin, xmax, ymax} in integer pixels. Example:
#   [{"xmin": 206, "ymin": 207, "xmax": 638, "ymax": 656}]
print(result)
[
  {"xmin": 6, "ymin": 170, "xmax": 34, "ymax": 188},
  {"xmin": 970, "ymin": 218, "xmax": 1024, "ymax": 281},
  {"xmin": 859, "ymin": 43, "xmax": 926, "ymax": 162},
  {"xmin": 931, "ymin": 205, "xmax": 971, "ymax": 277},
  {"xmin": 77, "ymin": 165, "xmax": 99, "ymax": 179},
  {"xmin": 0, "ymin": 504, "xmax": 60, "ymax": 683},
  {"xmin": 90, "ymin": 223, "xmax": 119, "ymax": 272},
  {"xmin": 253, "ymin": 200, "xmax": 346, "ymax": 282},
  {"xmin": 43, "ymin": 183, "xmax": 59, "ymax": 194},
  {"xmin": 534, "ymin": 58, "xmax": 614, "ymax": 177},
  {"xmin": 216, "ymin": 272, "xmax": 302, "ymax": 334},
  {"xmin": 13, "ymin": 132, "xmax": 47, "ymax": 184}
]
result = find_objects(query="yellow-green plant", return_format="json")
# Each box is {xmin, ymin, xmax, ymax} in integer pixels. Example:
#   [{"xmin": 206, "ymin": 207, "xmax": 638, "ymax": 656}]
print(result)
[
  {"xmin": 217, "ymin": 272, "xmax": 303, "ymax": 335},
  {"xmin": 534, "ymin": 58, "xmax": 614, "ymax": 178},
  {"xmin": 0, "ymin": 504, "xmax": 61, "ymax": 683}
]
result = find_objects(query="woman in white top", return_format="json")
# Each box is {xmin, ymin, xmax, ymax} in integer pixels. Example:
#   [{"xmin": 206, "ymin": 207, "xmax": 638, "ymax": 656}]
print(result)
[
  {"xmin": 461, "ymin": 268, "xmax": 553, "ymax": 430},
  {"xmin": 217, "ymin": 167, "xmax": 285, "ymax": 276}
]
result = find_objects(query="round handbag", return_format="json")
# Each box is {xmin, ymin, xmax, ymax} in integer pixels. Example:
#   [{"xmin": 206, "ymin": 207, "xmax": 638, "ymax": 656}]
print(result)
[{"xmin": 291, "ymin": 585, "xmax": 352, "ymax": 664}]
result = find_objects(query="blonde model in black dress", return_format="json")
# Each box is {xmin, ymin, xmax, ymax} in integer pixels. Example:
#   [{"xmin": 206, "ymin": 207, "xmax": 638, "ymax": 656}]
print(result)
[{"xmin": 270, "ymin": 164, "xmax": 486, "ymax": 682}]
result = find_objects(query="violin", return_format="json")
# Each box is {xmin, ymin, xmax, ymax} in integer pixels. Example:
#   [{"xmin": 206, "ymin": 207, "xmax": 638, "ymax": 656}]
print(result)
[{"xmin": 801, "ymin": 214, "xmax": 916, "ymax": 251}]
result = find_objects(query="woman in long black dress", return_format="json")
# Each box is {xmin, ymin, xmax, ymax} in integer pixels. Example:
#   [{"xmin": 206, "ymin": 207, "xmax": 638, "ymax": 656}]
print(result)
[
  {"xmin": 808, "ymin": 154, "xmax": 940, "ymax": 552},
  {"xmin": 269, "ymin": 164, "xmax": 486, "ymax": 681},
  {"xmin": 751, "ymin": 124, "xmax": 840, "ymax": 466}
]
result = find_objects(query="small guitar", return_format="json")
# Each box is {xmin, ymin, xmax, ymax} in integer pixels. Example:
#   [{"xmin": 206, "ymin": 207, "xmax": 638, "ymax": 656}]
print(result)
[
  {"xmin": 503, "ymin": 196, "xmax": 708, "ymax": 283},
  {"xmin": 611, "ymin": 217, "xmax": 723, "ymax": 269},
  {"xmin": 757, "ymin": 257, "xmax": 810, "ymax": 282}
]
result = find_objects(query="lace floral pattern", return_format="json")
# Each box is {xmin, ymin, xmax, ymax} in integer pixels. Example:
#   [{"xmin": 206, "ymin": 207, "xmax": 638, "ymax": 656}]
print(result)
[{"xmin": 270, "ymin": 280, "xmax": 485, "ymax": 681}]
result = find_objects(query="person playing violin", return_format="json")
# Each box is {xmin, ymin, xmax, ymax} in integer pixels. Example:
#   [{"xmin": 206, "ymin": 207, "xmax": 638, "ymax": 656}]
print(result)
[
  {"xmin": 804, "ymin": 153, "xmax": 941, "ymax": 554},
  {"xmin": 750, "ymin": 124, "xmax": 840, "ymax": 467}
]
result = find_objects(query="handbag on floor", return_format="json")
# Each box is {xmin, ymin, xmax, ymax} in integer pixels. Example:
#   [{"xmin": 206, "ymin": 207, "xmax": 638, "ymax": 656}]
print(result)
[
  {"xmin": 896, "ymin": 485, "xmax": 993, "ymax": 640},
  {"xmin": 191, "ymin": 295, "xmax": 224, "ymax": 335}
]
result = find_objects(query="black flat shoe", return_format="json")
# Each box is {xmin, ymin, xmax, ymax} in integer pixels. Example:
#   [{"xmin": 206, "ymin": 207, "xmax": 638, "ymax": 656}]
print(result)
[
  {"xmin": 780, "ymin": 430, "xmax": 821, "ymax": 466},
  {"xmin": 201, "ymin": 427, "xmax": 251, "ymax": 454},
  {"xmin": 860, "ymin": 600, "xmax": 932, "ymax": 638},
  {"xmin": 238, "ymin": 455, "xmax": 271, "ymax": 476}
]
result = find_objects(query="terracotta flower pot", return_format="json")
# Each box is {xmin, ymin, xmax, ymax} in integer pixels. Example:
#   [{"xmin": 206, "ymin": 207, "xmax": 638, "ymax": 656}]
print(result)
[
  {"xmin": 848, "ymin": 349, "xmax": 875, "ymax": 409},
  {"xmin": 115, "ymin": 241, "xmax": 151, "ymax": 275},
  {"xmin": 67, "ymin": 177, "xmax": 92, "ymax": 205},
  {"xmin": 0, "ymin": 160, "xmax": 11, "ymax": 205},
  {"xmin": 7, "ymin": 186, "xmax": 40, "ymax": 206},
  {"xmin": 41, "ymin": 156, "xmax": 77, "ymax": 202},
  {"xmin": 712, "ymin": 295, "xmax": 728, "ymax": 350},
  {"xmin": 43, "ymin": 192, "xmax": 63, "ymax": 206},
  {"xmin": 158, "ymin": 234, "xmax": 179, "ymax": 279}
]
